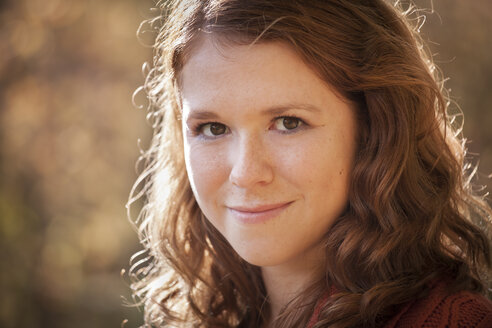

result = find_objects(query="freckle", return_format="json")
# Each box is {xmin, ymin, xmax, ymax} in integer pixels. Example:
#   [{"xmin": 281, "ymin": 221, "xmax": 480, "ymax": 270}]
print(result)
[{"xmin": 339, "ymin": 170, "xmax": 343, "ymax": 175}]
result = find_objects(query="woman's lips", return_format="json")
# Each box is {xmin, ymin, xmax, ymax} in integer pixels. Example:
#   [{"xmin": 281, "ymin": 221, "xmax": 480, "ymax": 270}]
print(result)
[{"xmin": 227, "ymin": 202, "xmax": 293, "ymax": 224}]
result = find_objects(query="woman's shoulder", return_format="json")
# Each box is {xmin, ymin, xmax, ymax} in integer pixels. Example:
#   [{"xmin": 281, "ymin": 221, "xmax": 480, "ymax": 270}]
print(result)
[{"xmin": 385, "ymin": 281, "xmax": 492, "ymax": 328}]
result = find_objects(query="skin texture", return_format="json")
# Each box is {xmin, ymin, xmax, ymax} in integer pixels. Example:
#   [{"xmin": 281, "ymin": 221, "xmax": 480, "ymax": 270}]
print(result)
[{"xmin": 180, "ymin": 36, "xmax": 358, "ymax": 318}]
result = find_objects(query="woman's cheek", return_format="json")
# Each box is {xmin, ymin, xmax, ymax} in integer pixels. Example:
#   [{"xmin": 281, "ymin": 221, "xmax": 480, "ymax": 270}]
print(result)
[{"xmin": 186, "ymin": 141, "xmax": 228, "ymax": 207}]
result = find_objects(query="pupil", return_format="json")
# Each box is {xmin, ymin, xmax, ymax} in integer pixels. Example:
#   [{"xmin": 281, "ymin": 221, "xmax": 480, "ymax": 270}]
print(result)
[
  {"xmin": 283, "ymin": 118, "xmax": 299, "ymax": 130},
  {"xmin": 210, "ymin": 123, "xmax": 225, "ymax": 135}
]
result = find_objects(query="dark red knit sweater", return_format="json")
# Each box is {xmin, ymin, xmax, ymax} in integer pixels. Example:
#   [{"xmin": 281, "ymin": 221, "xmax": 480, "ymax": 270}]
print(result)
[{"xmin": 307, "ymin": 282, "xmax": 492, "ymax": 328}]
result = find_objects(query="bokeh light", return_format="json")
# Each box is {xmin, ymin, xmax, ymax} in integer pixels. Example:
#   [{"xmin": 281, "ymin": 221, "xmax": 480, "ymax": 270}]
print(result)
[{"xmin": 0, "ymin": 0, "xmax": 153, "ymax": 326}]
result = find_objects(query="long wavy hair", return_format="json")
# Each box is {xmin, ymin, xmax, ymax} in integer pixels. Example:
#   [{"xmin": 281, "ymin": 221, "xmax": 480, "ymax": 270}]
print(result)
[{"xmin": 128, "ymin": 0, "xmax": 492, "ymax": 327}]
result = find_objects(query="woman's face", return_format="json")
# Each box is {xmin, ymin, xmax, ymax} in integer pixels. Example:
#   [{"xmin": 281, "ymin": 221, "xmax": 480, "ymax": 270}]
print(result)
[{"xmin": 180, "ymin": 36, "xmax": 357, "ymax": 267}]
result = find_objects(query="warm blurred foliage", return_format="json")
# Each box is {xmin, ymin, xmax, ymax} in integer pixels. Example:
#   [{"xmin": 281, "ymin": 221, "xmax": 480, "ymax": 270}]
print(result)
[
  {"xmin": 0, "ymin": 0, "xmax": 153, "ymax": 326},
  {"xmin": 0, "ymin": 0, "xmax": 490, "ymax": 327},
  {"xmin": 415, "ymin": 0, "xmax": 492, "ymax": 189}
]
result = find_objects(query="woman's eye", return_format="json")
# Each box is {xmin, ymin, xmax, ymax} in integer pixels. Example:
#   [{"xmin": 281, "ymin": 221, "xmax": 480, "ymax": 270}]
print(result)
[
  {"xmin": 200, "ymin": 122, "xmax": 228, "ymax": 137},
  {"xmin": 273, "ymin": 117, "xmax": 303, "ymax": 131}
]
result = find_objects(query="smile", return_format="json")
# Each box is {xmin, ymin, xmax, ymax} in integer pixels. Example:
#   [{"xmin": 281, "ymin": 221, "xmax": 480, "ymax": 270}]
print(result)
[{"xmin": 227, "ymin": 202, "xmax": 293, "ymax": 224}]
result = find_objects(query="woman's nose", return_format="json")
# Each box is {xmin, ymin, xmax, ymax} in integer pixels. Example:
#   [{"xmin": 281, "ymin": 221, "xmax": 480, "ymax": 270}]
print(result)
[{"xmin": 228, "ymin": 135, "xmax": 274, "ymax": 188}]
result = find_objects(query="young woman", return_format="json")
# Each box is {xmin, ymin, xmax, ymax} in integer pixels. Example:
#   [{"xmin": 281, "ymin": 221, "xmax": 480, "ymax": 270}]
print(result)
[{"xmin": 128, "ymin": 0, "xmax": 492, "ymax": 327}]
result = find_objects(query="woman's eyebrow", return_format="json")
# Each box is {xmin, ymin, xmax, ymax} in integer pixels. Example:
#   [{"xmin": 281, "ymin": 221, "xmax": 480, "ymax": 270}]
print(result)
[
  {"xmin": 185, "ymin": 110, "xmax": 219, "ymax": 121},
  {"xmin": 260, "ymin": 103, "xmax": 322, "ymax": 116},
  {"xmin": 186, "ymin": 103, "xmax": 321, "ymax": 122}
]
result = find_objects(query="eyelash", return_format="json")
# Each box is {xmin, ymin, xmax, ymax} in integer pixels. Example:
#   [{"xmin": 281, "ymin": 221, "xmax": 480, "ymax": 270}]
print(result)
[{"xmin": 191, "ymin": 115, "xmax": 307, "ymax": 138}]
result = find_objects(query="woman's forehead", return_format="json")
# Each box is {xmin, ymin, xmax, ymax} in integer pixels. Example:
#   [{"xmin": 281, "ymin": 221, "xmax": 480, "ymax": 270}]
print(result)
[{"xmin": 178, "ymin": 33, "xmax": 352, "ymax": 111}]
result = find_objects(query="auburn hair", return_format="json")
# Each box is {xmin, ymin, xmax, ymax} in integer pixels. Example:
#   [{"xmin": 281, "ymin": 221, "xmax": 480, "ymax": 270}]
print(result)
[{"xmin": 128, "ymin": 0, "xmax": 492, "ymax": 327}]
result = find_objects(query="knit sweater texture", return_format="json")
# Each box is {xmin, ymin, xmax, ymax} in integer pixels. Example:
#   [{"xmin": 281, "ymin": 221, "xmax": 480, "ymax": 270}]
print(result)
[{"xmin": 306, "ymin": 282, "xmax": 492, "ymax": 328}]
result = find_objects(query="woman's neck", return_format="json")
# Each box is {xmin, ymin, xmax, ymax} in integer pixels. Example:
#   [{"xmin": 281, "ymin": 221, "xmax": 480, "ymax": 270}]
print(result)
[{"xmin": 261, "ymin": 244, "xmax": 325, "ymax": 325}]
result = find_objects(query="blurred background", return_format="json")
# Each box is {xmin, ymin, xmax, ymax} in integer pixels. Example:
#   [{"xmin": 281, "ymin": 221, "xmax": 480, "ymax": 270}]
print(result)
[{"xmin": 0, "ymin": 0, "xmax": 490, "ymax": 327}]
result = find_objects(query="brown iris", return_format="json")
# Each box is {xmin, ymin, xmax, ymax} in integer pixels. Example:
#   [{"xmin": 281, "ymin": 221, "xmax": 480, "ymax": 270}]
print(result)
[
  {"xmin": 282, "ymin": 117, "xmax": 300, "ymax": 130},
  {"xmin": 209, "ymin": 123, "xmax": 227, "ymax": 135}
]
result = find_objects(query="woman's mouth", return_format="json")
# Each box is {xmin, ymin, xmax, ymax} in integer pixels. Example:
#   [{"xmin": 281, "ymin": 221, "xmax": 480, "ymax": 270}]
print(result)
[{"xmin": 227, "ymin": 201, "xmax": 293, "ymax": 224}]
